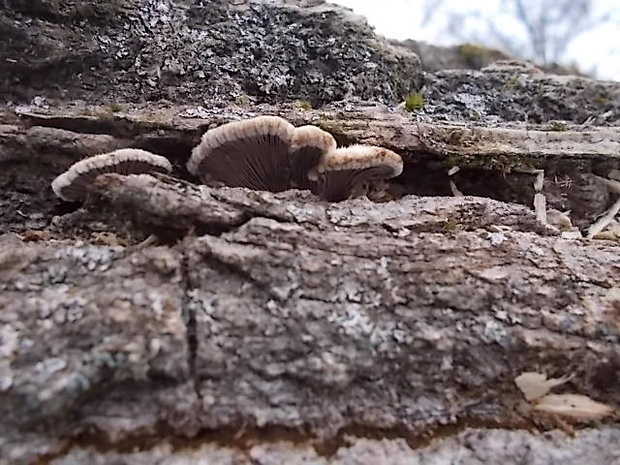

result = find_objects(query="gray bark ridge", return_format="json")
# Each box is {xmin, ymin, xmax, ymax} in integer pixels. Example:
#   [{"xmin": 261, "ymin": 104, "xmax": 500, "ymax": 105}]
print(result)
[{"xmin": 1, "ymin": 174, "xmax": 618, "ymax": 463}]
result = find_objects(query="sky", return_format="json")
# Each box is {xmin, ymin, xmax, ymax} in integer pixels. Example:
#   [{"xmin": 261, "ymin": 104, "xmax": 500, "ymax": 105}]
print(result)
[{"xmin": 331, "ymin": 0, "xmax": 620, "ymax": 81}]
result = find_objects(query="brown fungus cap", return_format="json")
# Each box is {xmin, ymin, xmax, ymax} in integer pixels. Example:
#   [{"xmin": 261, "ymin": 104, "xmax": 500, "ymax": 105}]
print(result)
[
  {"xmin": 51, "ymin": 148, "xmax": 173, "ymax": 201},
  {"xmin": 288, "ymin": 125, "xmax": 336, "ymax": 190},
  {"xmin": 187, "ymin": 116, "xmax": 295, "ymax": 192},
  {"xmin": 314, "ymin": 145, "xmax": 403, "ymax": 202}
]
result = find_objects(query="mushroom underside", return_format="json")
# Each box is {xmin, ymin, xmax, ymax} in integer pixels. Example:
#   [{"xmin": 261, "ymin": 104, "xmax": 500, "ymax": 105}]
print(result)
[
  {"xmin": 54, "ymin": 159, "xmax": 171, "ymax": 201},
  {"xmin": 315, "ymin": 165, "xmax": 395, "ymax": 202},
  {"xmin": 193, "ymin": 134, "xmax": 291, "ymax": 192},
  {"xmin": 288, "ymin": 146, "xmax": 325, "ymax": 190}
]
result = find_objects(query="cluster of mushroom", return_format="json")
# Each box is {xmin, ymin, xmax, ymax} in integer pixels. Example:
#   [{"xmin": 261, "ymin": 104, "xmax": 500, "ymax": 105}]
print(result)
[{"xmin": 51, "ymin": 116, "xmax": 403, "ymax": 203}]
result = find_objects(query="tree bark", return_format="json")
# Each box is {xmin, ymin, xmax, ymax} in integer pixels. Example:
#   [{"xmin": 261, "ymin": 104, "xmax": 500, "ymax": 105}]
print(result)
[
  {"xmin": 2, "ymin": 2, "xmax": 620, "ymax": 459},
  {"xmin": 1, "ymin": 173, "xmax": 618, "ymax": 464}
]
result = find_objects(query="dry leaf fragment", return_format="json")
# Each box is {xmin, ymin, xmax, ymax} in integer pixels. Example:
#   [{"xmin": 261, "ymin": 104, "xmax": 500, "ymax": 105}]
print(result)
[
  {"xmin": 514, "ymin": 372, "xmax": 570, "ymax": 401},
  {"xmin": 19, "ymin": 230, "xmax": 50, "ymax": 242},
  {"xmin": 533, "ymin": 394, "xmax": 614, "ymax": 421},
  {"xmin": 91, "ymin": 232, "xmax": 121, "ymax": 247}
]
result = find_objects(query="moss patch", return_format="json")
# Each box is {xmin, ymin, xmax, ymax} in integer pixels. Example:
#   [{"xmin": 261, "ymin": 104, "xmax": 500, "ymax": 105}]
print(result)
[
  {"xmin": 548, "ymin": 121, "xmax": 568, "ymax": 132},
  {"xmin": 293, "ymin": 100, "xmax": 312, "ymax": 111},
  {"xmin": 108, "ymin": 102, "xmax": 124, "ymax": 113},
  {"xmin": 404, "ymin": 93, "xmax": 424, "ymax": 112}
]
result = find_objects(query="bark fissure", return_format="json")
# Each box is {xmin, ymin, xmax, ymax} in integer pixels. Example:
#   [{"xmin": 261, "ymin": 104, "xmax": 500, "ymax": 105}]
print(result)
[{"xmin": 179, "ymin": 247, "xmax": 202, "ymax": 401}]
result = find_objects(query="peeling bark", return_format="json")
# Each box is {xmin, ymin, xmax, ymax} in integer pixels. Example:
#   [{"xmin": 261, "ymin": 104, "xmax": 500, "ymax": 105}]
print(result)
[
  {"xmin": 12, "ymin": 104, "xmax": 620, "ymax": 163},
  {"xmin": 3, "ymin": 102, "xmax": 619, "ymax": 236}
]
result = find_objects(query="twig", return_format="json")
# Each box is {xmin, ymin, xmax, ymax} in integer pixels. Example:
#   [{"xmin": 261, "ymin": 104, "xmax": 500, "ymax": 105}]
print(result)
[
  {"xmin": 534, "ymin": 193, "xmax": 547, "ymax": 224},
  {"xmin": 587, "ymin": 197, "xmax": 620, "ymax": 239},
  {"xmin": 449, "ymin": 179, "xmax": 464, "ymax": 197}
]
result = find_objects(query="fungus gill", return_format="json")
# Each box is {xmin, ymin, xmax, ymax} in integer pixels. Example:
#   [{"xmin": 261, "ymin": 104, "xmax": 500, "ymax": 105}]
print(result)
[
  {"xmin": 187, "ymin": 116, "xmax": 295, "ymax": 192},
  {"xmin": 188, "ymin": 117, "xmax": 404, "ymax": 202},
  {"xmin": 288, "ymin": 125, "xmax": 337, "ymax": 191},
  {"xmin": 311, "ymin": 145, "xmax": 403, "ymax": 202}
]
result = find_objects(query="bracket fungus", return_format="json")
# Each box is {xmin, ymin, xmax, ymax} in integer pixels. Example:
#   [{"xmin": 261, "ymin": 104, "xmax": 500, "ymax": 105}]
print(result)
[
  {"xmin": 51, "ymin": 148, "xmax": 173, "ymax": 201},
  {"xmin": 289, "ymin": 125, "xmax": 337, "ymax": 191},
  {"xmin": 311, "ymin": 145, "xmax": 404, "ymax": 202},
  {"xmin": 187, "ymin": 116, "xmax": 296, "ymax": 192},
  {"xmin": 187, "ymin": 117, "xmax": 404, "ymax": 202}
]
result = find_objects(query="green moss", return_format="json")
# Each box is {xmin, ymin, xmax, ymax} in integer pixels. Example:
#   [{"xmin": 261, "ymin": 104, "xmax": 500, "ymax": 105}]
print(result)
[
  {"xmin": 467, "ymin": 109, "xmax": 481, "ymax": 121},
  {"xmin": 108, "ymin": 102, "xmax": 123, "ymax": 113},
  {"xmin": 593, "ymin": 93, "xmax": 610, "ymax": 106},
  {"xmin": 234, "ymin": 94, "xmax": 250, "ymax": 106},
  {"xmin": 458, "ymin": 43, "xmax": 488, "ymax": 60},
  {"xmin": 548, "ymin": 121, "xmax": 568, "ymax": 132},
  {"xmin": 404, "ymin": 92, "xmax": 424, "ymax": 112},
  {"xmin": 504, "ymin": 76, "xmax": 520, "ymax": 89},
  {"xmin": 293, "ymin": 100, "xmax": 312, "ymax": 111},
  {"xmin": 443, "ymin": 154, "xmax": 461, "ymax": 167},
  {"xmin": 443, "ymin": 219, "xmax": 458, "ymax": 232},
  {"xmin": 457, "ymin": 43, "xmax": 502, "ymax": 68}
]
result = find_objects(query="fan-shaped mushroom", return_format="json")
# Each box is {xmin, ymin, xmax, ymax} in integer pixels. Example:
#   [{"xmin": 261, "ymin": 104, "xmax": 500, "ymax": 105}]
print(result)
[
  {"xmin": 312, "ymin": 145, "xmax": 403, "ymax": 201},
  {"xmin": 288, "ymin": 125, "xmax": 337, "ymax": 191},
  {"xmin": 51, "ymin": 148, "xmax": 173, "ymax": 201},
  {"xmin": 187, "ymin": 116, "xmax": 295, "ymax": 192}
]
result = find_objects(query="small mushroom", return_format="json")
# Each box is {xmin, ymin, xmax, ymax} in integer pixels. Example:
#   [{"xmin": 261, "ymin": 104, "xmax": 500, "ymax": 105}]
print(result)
[
  {"xmin": 51, "ymin": 148, "xmax": 173, "ymax": 201},
  {"xmin": 288, "ymin": 125, "xmax": 337, "ymax": 191},
  {"xmin": 312, "ymin": 145, "xmax": 403, "ymax": 202},
  {"xmin": 187, "ymin": 116, "xmax": 295, "ymax": 192}
]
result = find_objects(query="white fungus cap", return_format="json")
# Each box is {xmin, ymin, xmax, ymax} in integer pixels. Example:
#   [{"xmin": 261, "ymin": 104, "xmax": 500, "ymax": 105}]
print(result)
[
  {"xmin": 317, "ymin": 145, "xmax": 403, "ymax": 177},
  {"xmin": 313, "ymin": 145, "xmax": 404, "ymax": 202},
  {"xmin": 289, "ymin": 125, "xmax": 337, "ymax": 153},
  {"xmin": 187, "ymin": 116, "xmax": 295, "ymax": 192},
  {"xmin": 51, "ymin": 148, "xmax": 172, "ymax": 201},
  {"xmin": 186, "ymin": 117, "xmax": 402, "ymax": 201}
]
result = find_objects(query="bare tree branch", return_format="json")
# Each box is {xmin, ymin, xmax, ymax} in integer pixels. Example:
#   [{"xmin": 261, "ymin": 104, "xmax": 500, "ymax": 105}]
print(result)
[{"xmin": 422, "ymin": 0, "xmax": 619, "ymax": 66}]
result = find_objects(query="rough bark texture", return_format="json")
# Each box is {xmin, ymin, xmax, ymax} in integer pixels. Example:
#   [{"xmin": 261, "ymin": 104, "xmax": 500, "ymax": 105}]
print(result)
[
  {"xmin": 2, "ymin": 174, "xmax": 619, "ymax": 463},
  {"xmin": 32, "ymin": 428, "xmax": 620, "ymax": 465},
  {"xmin": 1, "ymin": 0, "xmax": 619, "ymax": 464},
  {"xmin": 0, "ymin": 0, "xmax": 421, "ymax": 106}
]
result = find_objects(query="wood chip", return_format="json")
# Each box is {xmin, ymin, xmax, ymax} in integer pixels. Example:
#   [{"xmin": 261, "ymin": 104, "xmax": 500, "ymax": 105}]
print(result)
[
  {"xmin": 449, "ymin": 179, "xmax": 464, "ymax": 197},
  {"xmin": 534, "ymin": 394, "xmax": 614, "ymax": 421},
  {"xmin": 534, "ymin": 171, "xmax": 545, "ymax": 192},
  {"xmin": 561, "ymin": 230, "xmax": 583, "ymax": 239},
  {"xmin": 19, "ymin": 230, "xmax": 50, "ymax": 242},
  {"xmin": 587, "ymin": 197, "xmax": 620, "ymax": 239},
  {"xmin": 447, "ymin": 166, "xmax": 460, "ymax": 176},
  {"xmin": 515, "ymin": 372, "xmax": 570, "ymax": 401},
  {"xmin": 534, "ymin": 193, "xmax": 547, "ymax": 224}
]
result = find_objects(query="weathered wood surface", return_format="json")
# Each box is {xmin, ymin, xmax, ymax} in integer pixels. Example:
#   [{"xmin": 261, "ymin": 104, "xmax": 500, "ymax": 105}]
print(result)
[
  {"xmin": 1, "ymin": 174, "xmax": 618, "ymax": 464},
  {"xmin": 3, "ymin": 103, "xmax": 619, "ymax": 232},
  {"xmin": 2, "ymin": 0, "xmax": 620, "ymax": 461},
  {"xmin": 8, "ymin": 104, "xmax": 620, "ymax": 163}
]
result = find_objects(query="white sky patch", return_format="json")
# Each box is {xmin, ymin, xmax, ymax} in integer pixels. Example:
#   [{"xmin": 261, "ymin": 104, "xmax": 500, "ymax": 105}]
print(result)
[{"xmin": 331, "ymin": 0, "xmax": 620, "ymax": 81}]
